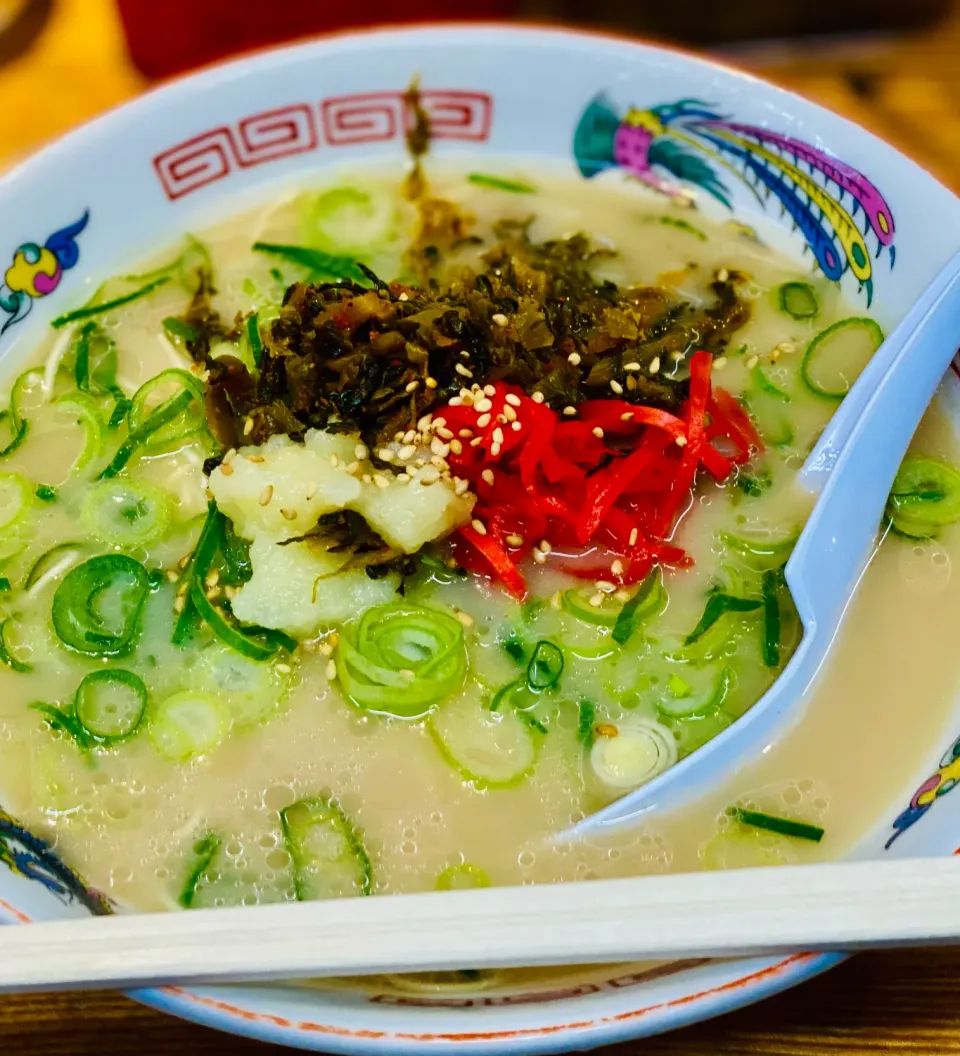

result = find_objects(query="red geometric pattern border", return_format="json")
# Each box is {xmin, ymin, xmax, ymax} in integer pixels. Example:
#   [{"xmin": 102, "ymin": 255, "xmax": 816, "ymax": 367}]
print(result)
[{"xmin": 154, "ymin": 90, "xmax": 493, "ymax": 201}]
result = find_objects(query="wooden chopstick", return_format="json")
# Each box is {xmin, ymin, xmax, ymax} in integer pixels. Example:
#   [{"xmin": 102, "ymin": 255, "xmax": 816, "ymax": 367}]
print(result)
[{"xmin": 1, "ymin": 857, "xmax": 959, "ymax": 993}]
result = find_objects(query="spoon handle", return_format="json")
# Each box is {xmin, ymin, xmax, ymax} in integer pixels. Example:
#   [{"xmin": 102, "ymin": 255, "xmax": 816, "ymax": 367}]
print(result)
[{"xmin": 787, "ymin": 250, "xmax": 960, "ymax": 634}]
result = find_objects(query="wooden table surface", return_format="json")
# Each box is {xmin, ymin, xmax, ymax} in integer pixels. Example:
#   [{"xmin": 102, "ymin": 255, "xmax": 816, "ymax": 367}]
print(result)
[{"xmin": 3, "ymin": 1, "xmax": 960, "ymax": 1052}]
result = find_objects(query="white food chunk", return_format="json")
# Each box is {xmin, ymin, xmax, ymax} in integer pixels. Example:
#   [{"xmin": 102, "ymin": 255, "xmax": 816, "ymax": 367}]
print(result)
[
  {"xmin": 208, "ymin": 432, "xmax": 361, "ymax": 541},
  {"xmin": 354, "ymin": 467, "xmax": 475, "ymax": 552},
  {"xmin": 231, "ymin": 536, "xmax": 400, "ymax": 638}
]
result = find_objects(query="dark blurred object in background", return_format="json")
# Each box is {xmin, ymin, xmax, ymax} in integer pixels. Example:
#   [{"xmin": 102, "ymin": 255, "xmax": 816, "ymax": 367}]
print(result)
[
  {"xmin": 545, "ymin": 0, "xmax": 953, "ymax": 44},
  {"xmin": 116, "ymin": 0, "xmax": 516, "ymax": 80},
  {"xmin": 0, "ymin": 0, "xmax": 50, "ymax": 68}
]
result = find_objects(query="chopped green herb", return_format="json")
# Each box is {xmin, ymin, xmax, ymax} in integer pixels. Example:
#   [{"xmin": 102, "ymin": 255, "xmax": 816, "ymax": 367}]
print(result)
[
  {"xmin": 760, "ymin": 568, "xmax": 784, "ymax": 667},
  {"xmin": 736, "ymin": 471, "xmax": 771, "ymax": 497},
  {"xmin": 35, "ymin": 484, "xmax": 57, "ymax": 503},
  {"xmin": 733, "ymin": 807, "xmax": 824, "ymax": 843},
  {"xmin": 660, "ymin": 216, "xmax": 707, "ymax": 240},
  {"xmin": 526, "ymin": 640, "xmax": 564, "ymax": 691},
  {"xmin": 246, "ymin": 312, "xmax": 263, "ymax": 367},
  {"xmin": 577, "ymin": 699, "xmax": 596, "ymax": 746},
  {"xmin": 252, "ymin": 242, "xmax": 366, "ymax": 284},
  {"xmin": 612, "ymin": 569, "xmax": 664, "ymax": 646}
]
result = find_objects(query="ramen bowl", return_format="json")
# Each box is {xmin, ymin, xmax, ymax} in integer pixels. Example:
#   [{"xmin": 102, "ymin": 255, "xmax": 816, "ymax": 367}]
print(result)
[{"xmin": 1, "ymin": 23, "xmax": 959, "ymax": 1052}]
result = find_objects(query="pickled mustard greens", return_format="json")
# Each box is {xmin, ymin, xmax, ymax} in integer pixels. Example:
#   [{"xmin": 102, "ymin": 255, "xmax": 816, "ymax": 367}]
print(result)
[{"xmin": 0, "ymin": 161, "xmax": 954, "ymax": 921}]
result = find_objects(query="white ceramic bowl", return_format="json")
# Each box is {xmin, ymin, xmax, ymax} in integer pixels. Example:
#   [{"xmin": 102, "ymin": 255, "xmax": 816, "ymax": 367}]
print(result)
[{"xmin": 1, "ymin": 24, "xmax": 959, "ymax": 1051}]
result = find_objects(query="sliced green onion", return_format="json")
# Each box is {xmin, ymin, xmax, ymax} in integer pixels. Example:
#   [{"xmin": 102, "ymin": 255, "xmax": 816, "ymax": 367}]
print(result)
[
  {"xmin": 31, "ymin": 701, "xmax": 91, "ymax": 748},
  {"xmin": 162, "ymin": 317, "xmax": 199, "ymax": 343},
  {"xmin": 577, "ymin": 699, "xmax": 596, "ymax": 746},
  {"xmin": 656, "ymin": 664, "xmax": 730, "ymax": 718},
  {"xmin": 0, "ymin": 618, "xmax": 31, "ymax": 672},
  {"xmin": 436, "ymin": 863, "xmax": 491, "ymax": 890},
  {"xmin": 720, "ymin": 527, "xmax": 799, "ymax": 567},
  {"xmin": 127, "ymin": 369, "xmax": 205, "ymax": 454},
  {"xmin": 280, "ymin": 796, "xmax": 372, "ymax": 900},
  {"xmin": 0, "ymin": 578, "xmax": 10, "ymax": 591},
  {"xmin": 761, "ymin": 568, "xmax": 783, "ymax": 667},
  {"xmin": 659, "ymin": 216, "xmax": 707, "ymax": 240},
  {"xmin": 685, "ymin": 594, "xmax": 762, "ymax": 646},
  {"xmin": 81, "ymin": 478, "xmax": 174, "ymax": 548},
  {"xmin": 732, "ymin": 807, "xmax": 824, "ymax": 843},
  {"xmin": 337, "ymin": 602, "xmax": 466, "ymax": 718},
  {"xmin": 301, "ymin": 185, "xmax": 397, "ymax": 257},
  {"xmin": 97, "ymin": 388, "xmax": 195, "ymax": 479},
  {"xmin": 526, "ymin": 640, "xmax": 563, "ymax": 691},
  {"xmin": 612, "ymin": 568, "xmax": 666, "ymax": 646},
  {"xmin": 430, "ymin": 691, "xmax": 539, "ymax": 788},
  {"xmin": 490, "ymin": 678, "xmax": 539, "ymax": 713},
  {"xmin": 563, "ymin": 587, "xmax": 620, "ymax": 627},
  {"xmin": 752, "ymin": 364, "xmax": 790, "ymax": 403},
  {"xmin": 0, "ymin": 368, "xmax": 43, "ymax": 458},
  {"xmin": 499, "ymin": 629, "xmax": 527, "ymax": 664},
  {"xmin": 178, "ymin": 832, "xmax": 222, "ymax": 908},
  {"xmin": 25, "ymin": 541, "xmax": 87, "ymax": 593},
  {"xmin": 149, "ymin": 689, "xmax": 231, "ymax": 761},
  {"xmin": 73, "ymin": 321, "xmax": 96, "ymax": 391},
  {"xmin": 801, "ymin": 317, "xmax": 884, "ymax": 398},
  {"xmin": 246, "ymin": 312, "xmax": 263, "ymax": 368},
  {"xmin": 252, "ymin": 242, "xmax": 365, "ymax": 284},
  {"xmin": 467, "ymin": 173, "xmax": 536, "ymax": 194},
  {"xmin": 51, "ymin": 276, "xmax": 171, "ymax": 329},
  {"xmin": 735, "ymin": 471, "xmax": 771, "ymax": 498},
  {"xmin": 35, "ymin": 484, "xmax": 57, "ymax": 503},
  {"xmin": 885, "ymin": 455, "xmax": 960, "ymax": 539},
  {"xmin": 53, "ymin": 391, "xmax": 106, "ymax": 473},
  {"xmin": 589, "ymin": 721, "xmax": 677, "ymax": 791},
  {"xmin": 0, "ymin": 472, "xmax": 35, "ymax": 534},
  {"xmin": 172, "ymin": 503, "xmax": 222, "ymax": 646},
  {"xmin": 52, "ymin": 554, "xmax": 149, "ymax": 657},
  {"xmin": 777, "ymin": 282, "xmax": 819, "ymax": 319},
  {"xmin": 189, "ymin": 581, "xmax": 293, "ymax": 662},
  {"xmin": 75, "ymin": 669, "xmax": 147, "ymax": 742}
]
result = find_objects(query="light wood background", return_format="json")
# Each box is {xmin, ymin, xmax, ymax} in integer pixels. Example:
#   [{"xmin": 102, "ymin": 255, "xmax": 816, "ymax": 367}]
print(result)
[{"xmin": 2, "ymin": 0, "xmax": 960, "ymax": 1051}]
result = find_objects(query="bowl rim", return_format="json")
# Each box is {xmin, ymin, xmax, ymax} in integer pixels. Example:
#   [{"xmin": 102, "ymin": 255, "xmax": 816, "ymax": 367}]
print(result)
[{"xmin": 0, "ymin": 17, "xmax": 950, "ymax": 1052}]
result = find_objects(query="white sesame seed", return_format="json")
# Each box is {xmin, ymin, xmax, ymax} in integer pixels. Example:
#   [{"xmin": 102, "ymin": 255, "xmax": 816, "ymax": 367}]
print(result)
[
  {"xmin": 455, "ymin": 363, "xmax": 473, "ymax": 378},
  {"xmin": 425, "ymin": 376, "xmax": 438, "ymax": 389},
  {"xmin": 398, "ymin": 444, "xmax": 417, "ymax": 461},
  {"xmin": 475, "ymin": 397, "xmax": 493, "ymax": 413},
  {"xmin": 649, "ymin": 356, "xmax": 661, "ymax": 374},
  {"xmin": 459, "ymin": 428, "xmax": 473, "ymax": 438},
  {"xmin": 436, "ymin": 427, "xmax": 454, "ymax": 439},
  {"xmin": 318, "ymin": 642, "xmax": 334, "ymax": 657},
  {"xmin": 470, "ymin": 436, "xmax": 483, "ymax": 447},
  {"xmin": 420, "ymin": 466, "xmax": 441, "ymax": 483},
  {"xmin": 403, "ymin": 429, "xmax": 416, "ymax": 444},
  {"xmin": 533, "ymin": 548, "xmax": 547, "ymax": 564},
  {"xmin": 471, "ymin": 518, "xmax": 487, "ymax": 535},
  {"xmin": 330, "ymin": 453, "xmax": 340, "ymax": 468},
  {"xmin": 491, "ymin": 313, "xmax": 509, "ymax": 327},
  {"xmin": 275, "ymin": 663, "xmax": 292, "ymax": 675},
  {"xmin": 506, "ymin": 534, "xmax": 524, "ymax": 547},
  {"xmin": 362, "ymin": 473, "xmax": 372, "ymax": 484},
  {"xmin": 417, "ymin": 414, "xmax": 433, "ymax": 431},
  {"xmin": 326, "ymin": 659, "xmax": 338, "ymax": 680},
  {"xmin": 505, "ymin": 393, "xmax": 521, "ymax": 407},
  {"xmin": 243, "ymin": 418, "xmax": 254, "ymax": 436},
  {"xmin": 405, "ymin": 379, "xmax": 420, "ymax": 393},
  {"xmin": 629, "ymin": 527, "xmax": 639, "ymax": 547},
  {"xmin": 449, "ymin": 396, "xmax": 463, "ymax": 406},
  {"xmin": 430, "ymin": 437, "xmax": 450, "ymax": 457},
  {"xmin": 245, "ymin": 454, "xmax": 265, "ymax": 463},
  {"xmin": 173, "ymin": 596, "xmax": 185, "ymax": 614},
  {"xmin": 503, "ymin": 404, "xmax": 517, "ymax": 422},
  {"xmin": 563, "ymin": 405, "xmax": 577, "ymax": 416},
  {"xmin": 539, "ymin": 540, "xmax": 552, "ymax": 554},
  {"xmin": 352, "ymin": 444, "xmax": 367, "ymax": 461},
  {"xmin": 281, "ymin": 507, "xmax": 298, "ymax": 520},
  {"xmin": 531, "ymin": 391, "xmax": 545, "ymax": 404},
  {"xmin": 346, "ymin": 461, "xmax": 360, "ymax": 475},
  {"xmin": 258, "ymin": 485, "xmax": 273, "ymax": 506},
  {"xmin": 746, "ymin": 354, "xmax": 759, "ymax": 370},
  {"xmin": 624, "ymin": 362, "xmax": 641, "ymax": 371},
  {"xmin": 223, "ymin": 448, "xmax": 237, "ymax": 463},
  {"xmin": 378, "ymin": 448, "xmax": 395, "ymax": 462},
  {"xmin": 483, "ymin": 384, "xmax": 496, "ymax": 397},
  {"xmin": 454, "ymin": 477, "xmax": 470, "ymax": 495},
  {"xmin": 398, "ymin": 292, "xmax": 409, "ymax": 302},
  {"xmin": 713, "ymin": 357, "xmax": 727, "ymax": 371},
  {"xmin": 770, "ymin": 348, "xmax": 781, "ymax": 363},
  {"xmin": 568, "ymin": 352, "xmax": 582, "ymax": 366},
  {"xmin": 620, "ymin": 411, "xmax": 634, "ymax": 422},
  {"xmin": 596, "ymin": 580, "xmax": 616, "ymax": 593},
  {"xmin": 306, "ymin": 482, "xmax": 318, "ymax": 500},
  {"xmin": 482, "ymin": 468, "xmax": 495, "ymax": 485},
  {"xmin": 373, "ymin": 474, "xmax": 390, "ymax": 489},
  {"xmin": 492, "ymin": 427, "xmax": 504, "ymax": 444},
  {"xmin": 205, "ymin": 569, "xmax": 220, "ymax": 588},
  {"xmin": 592, "ymin": 426, "xmax": 604, "ymax": 439},
  {"xmin": 397, "ymin": 472, "xmax": 411, "ymax": 482},
  {"xmin": 219, "ymin": 462, "xmax": 234, "ymax": 476},
  {"xmin": 610, "ymin": 559, "xmax": 624, "ymax": 576},
  {"xmin": 717, "ymin": 268, "xmax": 729, "ymax": 282},
  {"xmin": 610, "ymin": 379, "xmax": 624, "ymax": 395},
  {"xmin": 511, "ymin": 421, "xmax": 522, "ymax": 431},
  {"xmin": 449, "ymin": 438, "xmax": 463, "ymax": 455},
  {"xmin": 476, "ymin": 413, "xmax": 491, "ymax": 429},
  {"xmin": 676, "ymin": 435, "xmax": 688, "ymax": 447},
  {"xmin": 588, "ymin": 593, "xmax": 603, "ymax": 607},
  {"xmin": 490, "ymin": 442, "xmax": 502, "ymax": 457},
  {"xmin": 454, "ymin": 609, "xmax": 475, "ymax": 629}
]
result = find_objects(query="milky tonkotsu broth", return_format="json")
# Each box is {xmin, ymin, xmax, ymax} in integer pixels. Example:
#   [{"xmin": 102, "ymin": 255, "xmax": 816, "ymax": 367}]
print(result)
[{"xmin": 0, "ymin": 165, "xmax": 956, "ymax": 924}]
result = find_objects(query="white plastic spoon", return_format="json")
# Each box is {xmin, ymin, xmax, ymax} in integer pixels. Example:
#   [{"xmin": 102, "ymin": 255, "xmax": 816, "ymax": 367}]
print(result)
[{"xmin": 565, "ymin": 249, "xmax": 960, "ymax": 838}]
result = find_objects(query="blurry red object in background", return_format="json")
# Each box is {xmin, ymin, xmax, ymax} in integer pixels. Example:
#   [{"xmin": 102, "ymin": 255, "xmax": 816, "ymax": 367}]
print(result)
[{"xmin": 116, "ymin": 0, "xmax": 516, "ymax": 80}]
